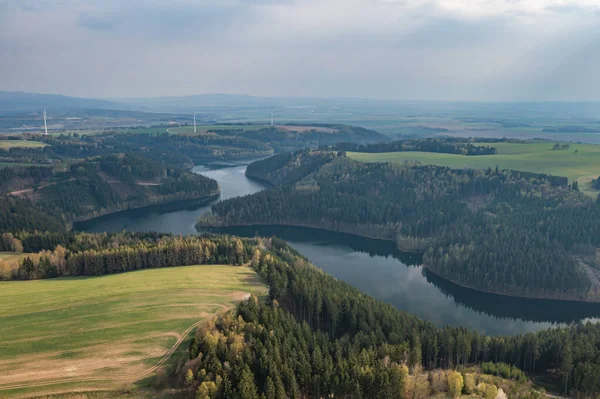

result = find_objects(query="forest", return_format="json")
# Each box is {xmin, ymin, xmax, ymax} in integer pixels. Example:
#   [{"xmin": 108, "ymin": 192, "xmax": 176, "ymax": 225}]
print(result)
[
  {"xmin": 0, "ymin": 153, "xmax": 219, "ymax": 231},
  {"xmin": 1, "ymin": 231, "xmax": 250, "ymax": 280},
  {"xmin": 183, "ymin": 239, "xmax": 600, "ymax": 398},
  {"xmin": 5, "ymin": 123, "xmax": 384, "ymax": 169},
  {"xmin": 198, "ymin": 150, "xmax": 599, "ymax": 300},
  {"xmin": 329, "ymin": 137, "xmax": 498, "ymax": 155},
  {"xmin": 4, "ymin": 230, "xmax": 600, "ymax": 396}
]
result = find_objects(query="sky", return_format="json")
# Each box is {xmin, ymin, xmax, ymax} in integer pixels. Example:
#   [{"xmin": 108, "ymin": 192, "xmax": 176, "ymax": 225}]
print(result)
[{"xmin": 1, "ymin": 0, "xmax": 599, "ymax": 101}]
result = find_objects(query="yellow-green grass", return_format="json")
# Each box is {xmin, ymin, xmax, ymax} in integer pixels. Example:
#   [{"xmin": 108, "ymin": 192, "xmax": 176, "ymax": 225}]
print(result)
[
  {"xmin": 348, "ymin": 142, "xmax": 600, "ymax": 196},
  {"xmin": 0, "ymin": 265, "xmax": 266, "ymax": 397},
  {"xmin": 0, "ymin": 140, "xmax": 47, "ymax": 149}
]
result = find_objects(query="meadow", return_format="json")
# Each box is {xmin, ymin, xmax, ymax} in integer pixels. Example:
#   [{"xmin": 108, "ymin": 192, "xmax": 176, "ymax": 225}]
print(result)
[
  {"xmin": 348, "ymin": 141, "xmax": 600, "ymax": 196},
  {"xmin": 0, "ymin": 140, "xmax": 46, "ymax": 149},
  {"xmin": 0, "ymin": 265, "xmax": 266, "ymax": 398}
]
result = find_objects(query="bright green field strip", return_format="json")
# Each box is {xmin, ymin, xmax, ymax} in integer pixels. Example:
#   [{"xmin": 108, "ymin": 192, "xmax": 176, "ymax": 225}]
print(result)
[
  {"xmin": 348, "ymin": 142, "xmax": 600, "ymax": 185},
  {"xmin": 0, "ymin": 140, "xmax": 46, "ymax": 149},
  {"xmin": 0, "ymin": 265, "xmax": 265, "ymax": 391}
]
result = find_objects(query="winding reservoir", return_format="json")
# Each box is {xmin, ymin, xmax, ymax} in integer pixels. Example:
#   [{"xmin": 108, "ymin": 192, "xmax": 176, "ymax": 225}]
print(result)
[{"xmin": 76, "ymin": 162, "xmax": 600, "ymax": 336}]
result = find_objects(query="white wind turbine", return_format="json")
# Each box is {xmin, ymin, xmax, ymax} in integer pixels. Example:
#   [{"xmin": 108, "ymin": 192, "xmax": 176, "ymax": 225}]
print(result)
[{"xmin": 43, "ymin": 109, "xmax": 48, "ymax": 136}]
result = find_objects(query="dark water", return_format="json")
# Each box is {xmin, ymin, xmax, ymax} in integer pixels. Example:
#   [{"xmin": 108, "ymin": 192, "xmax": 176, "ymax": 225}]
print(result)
[
  {"xmin": 75, "ymin": 163, "xmax": 265, "ymax": 235},
  {"xmin": 77, "ymin": 162, "xmax": 600, "ymax": 336}
]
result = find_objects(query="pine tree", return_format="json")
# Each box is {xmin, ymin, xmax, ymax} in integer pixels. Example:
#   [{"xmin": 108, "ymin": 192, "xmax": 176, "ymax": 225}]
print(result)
[
  {"xmin": 20, "ymin": 257, "xmax": 35, "ymax": 280},
  {"xmin": 238, "ymin": 367, "xmax": 259, "ymax": 399}
]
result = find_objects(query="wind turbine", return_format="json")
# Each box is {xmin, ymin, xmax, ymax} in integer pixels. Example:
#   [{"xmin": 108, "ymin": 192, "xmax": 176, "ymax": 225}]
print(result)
[
  {"xmin": 193, "ymin": 112, "xmax": 197, "ymax": 133},
  {"xmin": 43, "ymin": 109, "xmax": 48, "ymax": 136}
]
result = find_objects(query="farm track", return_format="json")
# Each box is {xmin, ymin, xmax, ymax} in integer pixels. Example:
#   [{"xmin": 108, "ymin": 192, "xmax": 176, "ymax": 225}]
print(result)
[{"xmin": 0, "ymin": 299, "xmax": 245, "ymax": 393}]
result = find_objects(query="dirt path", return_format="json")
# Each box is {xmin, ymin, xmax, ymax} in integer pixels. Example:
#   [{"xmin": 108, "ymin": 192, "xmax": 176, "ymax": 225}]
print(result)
[{"xmin": 8, "ymin": 178, "xmax": 77, "ymax": 197}]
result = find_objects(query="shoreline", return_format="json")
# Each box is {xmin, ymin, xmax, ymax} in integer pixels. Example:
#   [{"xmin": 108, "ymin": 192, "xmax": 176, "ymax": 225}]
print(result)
[
  {"xmin": 72, "ymin": 192, "xmax": 220, "ymax": 229},
  {"xmin": 198, "ymin": 220, "xmax": 600, "ymax": 304}
]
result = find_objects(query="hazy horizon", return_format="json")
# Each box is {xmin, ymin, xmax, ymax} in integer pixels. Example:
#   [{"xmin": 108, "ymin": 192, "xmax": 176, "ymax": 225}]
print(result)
[
  {"xmin": 2, "ymin": 0, "xmax": 600, "ymax": 102},
  {"xmin": 4, "ymin": 90, "xmax": 600, "ymax": 105}
]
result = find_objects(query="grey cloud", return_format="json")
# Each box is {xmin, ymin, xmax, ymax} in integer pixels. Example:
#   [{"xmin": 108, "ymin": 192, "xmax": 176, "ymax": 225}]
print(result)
[
  {"xmin": 78, "ymin": 13, "xmax": 115, "ymax": 30},
  {"xmin": 1, "ymin": 0, "xmax": 599, "ymax": 101}
]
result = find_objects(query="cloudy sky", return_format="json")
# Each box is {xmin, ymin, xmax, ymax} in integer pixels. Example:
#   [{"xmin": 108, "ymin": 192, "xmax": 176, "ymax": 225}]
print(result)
[{"xmin": 1, "ymin": 0, "xmax": 599, "ymax": 101}]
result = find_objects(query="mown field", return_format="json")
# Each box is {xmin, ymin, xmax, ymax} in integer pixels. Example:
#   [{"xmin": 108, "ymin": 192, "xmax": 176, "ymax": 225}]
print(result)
[
  {"xmin": 0, "ymin": 265, "xmax": 266, "ymax": 398},
  {"xmin": 349, "ymin": 141, "xmax": 600, "ymax": 196},
  {"xmin": 0, "ymin": 140, "xmax": 47, "ymax": 149}
]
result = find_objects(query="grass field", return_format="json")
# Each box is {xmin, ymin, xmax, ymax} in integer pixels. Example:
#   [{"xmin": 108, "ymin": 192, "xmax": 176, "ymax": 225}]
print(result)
[
  {"xmin": 0, "ymin": 265, "xmax": 266, "ymax": 397},
  {"xmin": 348, "ymin": 141, "xmax": 600, "ymax": 196},
  {"xmin": 0, "ymin": 140, "xmax": 47, "ymax": 150}
]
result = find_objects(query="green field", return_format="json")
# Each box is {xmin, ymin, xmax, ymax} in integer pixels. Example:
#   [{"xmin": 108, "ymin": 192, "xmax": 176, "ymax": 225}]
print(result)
[
  {"xmin": 0, "ymin": 265, "xmax": 265, "ymax": 397},
  {"xmin": 0, "ymin": 140, "xmax": 47, "ymax": 149},
  {"xmin": 348, "ymin": 142, "xmax": 600, "ymax": 196}
]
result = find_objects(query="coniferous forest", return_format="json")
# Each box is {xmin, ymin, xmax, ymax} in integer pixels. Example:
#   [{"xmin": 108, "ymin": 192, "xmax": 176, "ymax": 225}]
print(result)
[
  {"xmin": 4, "ymin": 231, "xmax": 600, "ymax": 396},
  {"xmin": 183, "ymin": 239, "xmax": 600, "ymax": 398},
  {"xmin": 200, "ymin": 150, "xmax": 600, "ymax": 301}
]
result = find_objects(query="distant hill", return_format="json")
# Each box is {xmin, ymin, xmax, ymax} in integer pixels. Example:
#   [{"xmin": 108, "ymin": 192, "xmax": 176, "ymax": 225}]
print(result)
[{"xmin": 0, "ymin": 91, "xmax": 124, "ymax": 113}]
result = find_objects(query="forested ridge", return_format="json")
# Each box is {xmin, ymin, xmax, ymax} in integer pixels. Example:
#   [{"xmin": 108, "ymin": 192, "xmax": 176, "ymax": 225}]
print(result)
[
  {"xmin": 182, "ymin": 239, "xmax": 600, "ymax": 398},
  {"xmin": 0, "ymin": 153, "xmax": 219, "ymax": 231},
  {"xmin": 198, "ymin": 150, "xmax": 600, "ymax": 301},
  {"xmin": 6, "ymin": 123, "xmax": 384, "ymax": 169}
]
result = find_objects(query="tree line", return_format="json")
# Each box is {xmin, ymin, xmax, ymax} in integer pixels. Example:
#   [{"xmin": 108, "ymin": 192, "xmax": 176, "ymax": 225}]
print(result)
[
  {"xmin": 10, "ymin": 233, "xmax": 250, "ymax": 280},
  {"xmin": 327, "ymin": 137, "xmax": 498, "ymax": 156}
]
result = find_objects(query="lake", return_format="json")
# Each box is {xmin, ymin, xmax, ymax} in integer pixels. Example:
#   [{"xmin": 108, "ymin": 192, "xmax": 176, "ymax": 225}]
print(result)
[{"xmin": 76, "ymin": 161, "xmax": 600, "ymax": 336}]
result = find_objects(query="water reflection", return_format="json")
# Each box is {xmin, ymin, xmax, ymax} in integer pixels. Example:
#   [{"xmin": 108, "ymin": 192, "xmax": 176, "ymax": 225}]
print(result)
[
  {"xmin": 218, "ymin": 225, "xmax": 600, "ymax": 336},
  {"xmin": 74, "ymin": 163, "xmax": 265, "ymax": 235}
]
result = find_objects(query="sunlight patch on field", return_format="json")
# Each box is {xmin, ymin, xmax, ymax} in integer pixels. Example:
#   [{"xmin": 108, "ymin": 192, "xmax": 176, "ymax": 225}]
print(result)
[
  {"xmin": 348, "ymin": 142, "xmax": 600, "ymax": 197},
  {"xmin": 0, "ymin": 140, "xmax": 47, "ymax": 150}
]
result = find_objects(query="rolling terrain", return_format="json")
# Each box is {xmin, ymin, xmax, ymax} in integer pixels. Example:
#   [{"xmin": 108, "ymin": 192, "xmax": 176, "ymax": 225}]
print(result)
[
  {"xmin": 0, "ymin": 264, "xmax": 265, "ymax": 398},
  {"xmin": 348, "ymin": 141, "xmax": 600, "ymax": 196}
]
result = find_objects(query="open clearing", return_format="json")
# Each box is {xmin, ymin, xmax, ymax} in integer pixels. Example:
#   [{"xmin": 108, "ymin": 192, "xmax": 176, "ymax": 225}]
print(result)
[
  {"xmin": 0, "ymin": 140, "xmax": 47, "ymax": 150},
  {"xmin": 349, "ymin": 141, "xmax": 600, "ymax": 196},
  {"xmin": 0, "ymin": 265, "xmax": 265, "ymax": 397}
]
